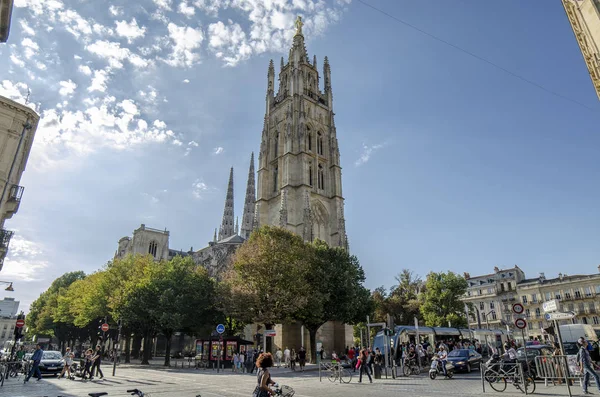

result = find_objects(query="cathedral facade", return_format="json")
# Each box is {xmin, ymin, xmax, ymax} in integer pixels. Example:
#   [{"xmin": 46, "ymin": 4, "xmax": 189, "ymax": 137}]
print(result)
[{"xmin": 114, "ymin": 17, "xmax": 352, "ymax": 354}]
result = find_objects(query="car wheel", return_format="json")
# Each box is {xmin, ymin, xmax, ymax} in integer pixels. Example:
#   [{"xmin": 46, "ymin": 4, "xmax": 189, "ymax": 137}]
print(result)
[{"xmin": 467, "ymin": 364, "xmax": 471, "ymax": 373}]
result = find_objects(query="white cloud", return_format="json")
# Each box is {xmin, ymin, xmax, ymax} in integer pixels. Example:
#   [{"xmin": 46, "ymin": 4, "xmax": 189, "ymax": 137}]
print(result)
[
  {"xmin": 109, "ymin": 5, "xmax": 123, "ymax": 16},
  {"xmin": 165, "ymin": 22, "xmax": 204, "ymax": 67},
  {"xmin": 188, "ymin": 140, "xmax": 199, "ymax": 147},
  {"xmin": 85, "ymin": 40, "xmax": 130, "ymax": 69},
  {"xmin": 355, "ymin": 143, "xmax": 385, "ymax": 166},
  {"xmin": 214, "ymin": 146, "xmax": 224, "ymax": 154},
  {"xmin": 178, "ymin": 1, "xmax": 195, "ymax": 17},
  {"xmin": 10, "ymin": 54, "xmax": 25, "ymax": 68},
  {"xmin": 58, "ymin": 9, "xmax": 93, "ymax": 40},
  {"xmin": 58, "ymin": 79, "xmax": 77, "ymax": 96},
  {"xmin": 153, "ymin": 0, "xmax": 172, "ymax": 10},
  {"xmin": 192, "ymin": 179, "xmax": 209, "ymax": 199},
  {"xmin": 19, "ymin": 19, "xmax": 36, "ymax": 36},
  {"xmin": 183, "ymin": 79, "xmax": 190, "ymax": 83},
  {"xmin": 207, "ymin": 21, "xmax": 252, "ymax": 66},
  {"xmin": 115, "ymin": 18, "xmax": 146, "ymax": 43},
  {"xmin": 78, "ymin": 65, "xmax": 92, "ymax": 75},
  {"xmin": 88, "ymin": 69, "xmax": 110, "ymax": 92},
  {"xmin": 0, "ymin": 81, "xmax": 31, "ymax": 106},
  {"xmin": 1, "ymin": 236, "xmax": 49, "ymax": 282}
]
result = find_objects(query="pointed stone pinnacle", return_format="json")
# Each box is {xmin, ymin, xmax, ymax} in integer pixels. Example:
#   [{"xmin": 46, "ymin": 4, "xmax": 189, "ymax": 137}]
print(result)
[{"xmin": 218, "ymin": 167, "xmax": 235, "ymax": 240}]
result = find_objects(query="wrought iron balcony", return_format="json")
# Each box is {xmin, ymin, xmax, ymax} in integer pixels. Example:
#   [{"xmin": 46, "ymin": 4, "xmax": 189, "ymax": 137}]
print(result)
[
  {"xmin": 8, "ymin": 185, "xmax": 24, "ymax": 202},
  {"xmin": 0, "ymin": 229, "xmax": 14, "ymax": 250}
]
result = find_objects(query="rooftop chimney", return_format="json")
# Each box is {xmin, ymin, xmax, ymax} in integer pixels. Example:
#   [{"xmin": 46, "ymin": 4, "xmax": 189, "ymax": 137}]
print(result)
[
  {"xmin": 559, "ymin": 273, "xmax": 564, "ymax": 281},
  {"xmin": 539, "ymin": 272, "xmax": 545, "ymax": 281}
]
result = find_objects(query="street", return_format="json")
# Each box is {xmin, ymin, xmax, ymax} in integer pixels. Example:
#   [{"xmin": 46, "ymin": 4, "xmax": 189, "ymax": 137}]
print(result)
[{"xmin": 0, "ymin": 364, "xmax": 592, "ymax": 397}]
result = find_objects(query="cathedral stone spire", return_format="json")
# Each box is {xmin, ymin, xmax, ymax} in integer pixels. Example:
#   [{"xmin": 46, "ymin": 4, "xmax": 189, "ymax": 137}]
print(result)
[
  {"xmin": 240, "ymin": 152, "xmax": 256, "ymax": 239},
  {"xmin": 235, "ymin": 216, "xmax": 239, "ymax": 235},
  {"xmin": 218, "ymin": 167, "xmax": 235, "ymax": 240}
]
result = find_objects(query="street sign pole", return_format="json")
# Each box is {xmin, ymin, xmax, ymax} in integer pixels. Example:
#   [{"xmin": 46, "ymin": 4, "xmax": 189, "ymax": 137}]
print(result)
[
  {"xmin": 112, "ymin": 320, "xmax": 122, "ymax": 377},
  {"xmin": 554, "ymin": 319, "xmax": 572, "ymax": 397},
  {"xmin": 216, "ymin": 324, "xmax": 225, "ymax": 373}
]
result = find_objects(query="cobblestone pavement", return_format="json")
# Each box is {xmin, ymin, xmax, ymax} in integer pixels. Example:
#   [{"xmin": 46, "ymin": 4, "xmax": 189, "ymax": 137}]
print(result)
[{"xmin": 0, "ymin": 365, "xmax": 591, "ymax": 397}]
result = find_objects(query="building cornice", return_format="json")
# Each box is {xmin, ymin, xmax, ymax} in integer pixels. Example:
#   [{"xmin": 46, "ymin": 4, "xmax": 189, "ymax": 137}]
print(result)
[{"xmin": 0, "ymin": 95, "xmax": 40, "ymax": 121}]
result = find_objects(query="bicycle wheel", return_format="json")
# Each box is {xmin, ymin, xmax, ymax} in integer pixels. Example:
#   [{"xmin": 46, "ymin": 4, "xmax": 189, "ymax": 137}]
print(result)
[
  {"xmin": 488, "ymin": 377, "xmax": 507, "ymax": 392},
  {"xmin": 327, "ymin": 370, "xmax": 338, "ymax": 383},
  {"xmin": 524, "ymin": 376, "xmax": 536, "ymax": 394},
  {"xmin": 340, "ymin": 369, "xmax": 352, "ymax": 384},
  {"xmin": 403, "ymin": 365, "xmax": 411, "ymax": 376}
]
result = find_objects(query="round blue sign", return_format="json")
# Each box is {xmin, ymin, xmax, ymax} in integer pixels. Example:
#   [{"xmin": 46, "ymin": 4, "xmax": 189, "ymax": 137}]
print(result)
[
  {"xmin": 545, "ymin": 313, "xmax": 551, "ymax": 321},
  {"xmin": 216, "ymin": 324, "xmax": 225, "ymax": 334}
]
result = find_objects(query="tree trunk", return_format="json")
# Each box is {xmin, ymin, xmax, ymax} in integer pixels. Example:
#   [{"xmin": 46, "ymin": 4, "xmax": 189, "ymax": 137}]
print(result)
[
  {"xmin": 132, "ymin": 335, "xmax": 142, "ymax": 359},
  {"xmin": 164, "ymin": 331, "xmax": 173, "ymax": 367},
  {"xmin": 141, "ymin": 331, "xmax": 152, "ymax": 365},
  {"xmin": 309, "ymin": 328, "xmax": 318, "ymax": 364},
  {"xmin": 264, "ymin": 323, "xmax": 273, "ymax": 353},
  {"xmin": 124, "ymin": 333, "xmax": 131, "ymax": 363}
]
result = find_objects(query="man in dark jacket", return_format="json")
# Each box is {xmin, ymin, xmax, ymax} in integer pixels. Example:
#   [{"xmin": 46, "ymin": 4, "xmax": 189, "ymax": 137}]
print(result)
[{"xmin": 24, "ymin": 344, "xmax": 43, "ymax": 382}]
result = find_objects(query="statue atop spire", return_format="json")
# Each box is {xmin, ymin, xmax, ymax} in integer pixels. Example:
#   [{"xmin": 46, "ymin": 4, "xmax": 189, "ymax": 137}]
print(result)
[
  {"xmin": 218, "ymin": 167, "xmax": 235, "ymax": 240},
  {"xmin": 295, "ymin": 16, "xmax": 304, "ymax": 36},
  {"xmin": 240, "ymin": 152, "xmax": 256, "ymax": 240}
]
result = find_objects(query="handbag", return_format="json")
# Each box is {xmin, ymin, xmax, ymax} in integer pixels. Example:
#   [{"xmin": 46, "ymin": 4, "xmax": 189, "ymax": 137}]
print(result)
[{"xmin": 355, "ymin": 358, "xmax": 361, "ymax": 370}]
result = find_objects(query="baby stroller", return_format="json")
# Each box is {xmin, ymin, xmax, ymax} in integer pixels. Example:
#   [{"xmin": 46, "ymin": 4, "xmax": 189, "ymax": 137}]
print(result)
[{"xmin": 70, "ymin": 359, "xmax": 87, "ymax": 379}]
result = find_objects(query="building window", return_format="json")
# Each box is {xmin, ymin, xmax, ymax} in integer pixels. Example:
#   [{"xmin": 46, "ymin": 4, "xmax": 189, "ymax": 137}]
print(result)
[
  {"xmin": 273, "ymin": 166, "xmax": 278, "ymax": 192},
  {"xmin": 148, "ymin": 241, "xmax": 158, "ymax": 258},
  {"xmin": 500, "ymin": 284, "xmax": 505, "ymax": 292},
  {"xmin": 565, "ymin": 290, "xmax": 572, "ymax": 300},
  {"xmin": 525, "ymin": 309, "xmax": 531, "ymax": 318},
  {"xmin": 527, "ymin": 322, "xmax": 533, "ymax": 330},
  {"xmin": 480, "ymin": 302, "xmax": 484, "ymax": 310},
  {"xmin": 595, "ymin": 285, "xmax": 600, "ymax": 294},
  {"xmin": 532, "ymin": 294, "xmax": 538, "ymax": 303},
  {"xmin": 317, "ymin": 132, "xmax": 323, "ymax": 155},
  {"xmin": 508, "ymin": 282, "xmax": 512, "ymax": 291},
  {"xmin": 309, "ymin": 164, "xmax": 313, "ymax": 186},
  {"xmin": 545, "ymin": 292, "xmax": 551, "ymax": 301},
  {"xmin": 584, "ymin": 286, "xmax": 592, "ymax": 297},
  {"xmin": 491, "ymin": 312, "xmax": 497, "ymax": 320},
  {"xmin": 522, "ymin": 296, "xmax": 528, "ymax": 304},
  {"xmin": 490, "ymin": 301, "xmax": 495, "ymax": 309},
  {"xmin": 317, "ymin": 164, "xmax": 324, "ymax": 189},
  {"xmin": 555, "ymin": 292, "xmax": 562, "ymax": 300},
  {"xmin": 583, "ymin": 317, "xmax": 589, "ymax": 324},
  {"xmin": 535, "ymin": 308, "xmax": 541, "ymax": 317},
  {"xmin": 274, "ymin": 132, "xmax": 279, "ymax": 158},
  {"xmin": 308, "ymin": 131, "xmax": 312, "ymax": 151},
  {"xmin": 574, "ymin": 290, "xmax": 582, "ymax": 299},
  {"xmin": 593, "ymin": 316, "xmax": 599, "ymax": 325}
]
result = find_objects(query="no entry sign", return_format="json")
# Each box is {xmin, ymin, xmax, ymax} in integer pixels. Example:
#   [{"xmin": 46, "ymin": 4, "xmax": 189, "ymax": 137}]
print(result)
[
  {"xmin": 101, "ymin": 323, "xmax": 109, "ymax": 332},
  {"xmin": 514, "ymin": 318, "xmax": 527, "ymax": 330},
  {"xmin": 15, "ymin": 319, "xmax": 25, "ymax": 328}
]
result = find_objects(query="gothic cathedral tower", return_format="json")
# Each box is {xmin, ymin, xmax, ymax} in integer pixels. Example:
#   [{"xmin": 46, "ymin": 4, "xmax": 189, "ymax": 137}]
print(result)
[{"xmin": 256, "ymin": 17, "xmax": 348, "ymax": 249}]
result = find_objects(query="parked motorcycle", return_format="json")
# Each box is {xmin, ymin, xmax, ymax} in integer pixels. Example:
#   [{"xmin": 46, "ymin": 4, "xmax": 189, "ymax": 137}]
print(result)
[{"xmin": 429, "ymin": 356, "xmax": 454, "ymax": 379}]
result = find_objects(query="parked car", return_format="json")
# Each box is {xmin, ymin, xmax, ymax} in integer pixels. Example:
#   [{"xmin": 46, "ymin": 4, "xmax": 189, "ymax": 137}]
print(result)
[
  {"xmin": 516, "ymin": 345, "xmax": 553, "ymax": 379},
  {"xmin": 37, "ymin": 351, "xmax": 64, "ymax": 375},
  {"xmin": 446, "ymin": 349, "xmax": 482, "ymax": 373}
]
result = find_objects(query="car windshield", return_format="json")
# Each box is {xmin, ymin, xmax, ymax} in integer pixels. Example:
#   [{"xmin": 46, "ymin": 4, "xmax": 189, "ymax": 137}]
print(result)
[
  {"xmin": 43, "ymin": 351, "xmax": 62, "ymax": 360},
  {"xmin": 448, "ymin": 349, "xmax": 468, "ymax": 358},
  {"xmin": 562, "ymin": 343, "xmax": 579, "ymax": 355}
]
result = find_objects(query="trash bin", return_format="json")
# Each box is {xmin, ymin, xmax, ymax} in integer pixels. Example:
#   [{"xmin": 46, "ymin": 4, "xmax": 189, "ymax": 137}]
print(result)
[{"xmin": 374, "ymin": 364, "xmax": 382, "ymax": 379}]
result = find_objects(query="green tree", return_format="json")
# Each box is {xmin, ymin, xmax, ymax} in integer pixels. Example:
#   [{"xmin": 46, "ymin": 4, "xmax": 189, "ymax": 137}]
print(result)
[
  {"xmin": 229, "ymin": 226, "xmax": 311, "ymax": 351},
  {"xmin": 420, "ymin": 271, "xmax": 468, "ymax": 327},
  {"xmin": 294, "ymin": 240, "xmax": 372, "ymax": 361}
]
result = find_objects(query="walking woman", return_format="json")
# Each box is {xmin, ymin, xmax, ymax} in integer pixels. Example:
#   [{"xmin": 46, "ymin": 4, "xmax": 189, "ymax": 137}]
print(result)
[
  {"xmin": 59, "ymin": 348, "xmax": 74, "ymax": 379},
  {"xmin": 357, "ymin": 348, "xmax": 373, "ymax": 383},
  {"xmin": 91, "ymin": 346, "xmax": 104, "ymax": 379},
  {"xmin": 253, "ymin": 353, "xmax": 276, "ymax": 397},
  {"xmin": 82, "ymin": 349, "xmax": 94, "ymax": 380}
]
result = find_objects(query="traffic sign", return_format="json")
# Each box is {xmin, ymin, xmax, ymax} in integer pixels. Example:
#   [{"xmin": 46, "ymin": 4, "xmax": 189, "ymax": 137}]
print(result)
[
  {"xmin": 515, "ymin": 318, "xmax": 527, "ymax": 330},
  {"xmin": 15, "ymin": 319, "xmax": 25, "ymax": 328},
  {"xmin": 545, "ymin": 311, "xmax": 575, "ymax": 321},
  {"xmin": 216, "ymin": 324, "xmax": 225, "ymax": 334},
  {"xmin": 512, "ymin": 303, "xmax": 524, "ymax": 315},
  {"xmin": 264, "ymin": 329, "xmax": 276, "ymax": 337},
  {"xmin": 543, "ymin": 299, "xmax": 558, "ymax": 313},
  {"xmin": 101, "ymin": 323, "xmax": 109, "ymax": 332}
]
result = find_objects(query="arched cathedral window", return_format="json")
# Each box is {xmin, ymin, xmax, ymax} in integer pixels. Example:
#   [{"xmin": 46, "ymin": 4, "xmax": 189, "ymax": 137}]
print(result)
[
  {"xmin": 318, "ymin": 164, "xmax": 324, "ymax": 190},
  {"xmin": 307, "ymin": 127, "xmax": 312, "ymax": 151},
  {"xmin": 274, "ymin": 132, "xmax": 279, "ymax": 159},
  {"xmin": 309, "ymin": 163, "xmax": 313, "ymax": 186},
  {"xmin": 317, "ymin": 132, "xmax": 323, "ymax": 155},
  {"xmin": 273, "ymin": 166, "xmax": 278, "ymax": 192},
  {"xmin": 149, "ymin": 241, "xmax": 158, "ymax": 258}
]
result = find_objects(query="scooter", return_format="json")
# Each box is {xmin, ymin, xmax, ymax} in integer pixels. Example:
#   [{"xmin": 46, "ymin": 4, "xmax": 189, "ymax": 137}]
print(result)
[{"xmin": 429, "ymin": 356, "xmax": 454, "ymax": 379}]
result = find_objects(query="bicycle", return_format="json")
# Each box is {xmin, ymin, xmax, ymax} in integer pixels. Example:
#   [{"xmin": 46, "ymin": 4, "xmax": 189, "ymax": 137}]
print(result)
[
  {"xmin": 326, "ymin": 361, "xmax": 352, "ymax": 383},
  {"xmin": 273, "ymin": 383, "xmax": 295, "ymax": 397},
  {"xmin": 403, "ymin": 359, "xmax": 420, "ymax": 376},
  {"xmin": 484, "ymin": 357, "xmax": 536, "ymax": 394}
]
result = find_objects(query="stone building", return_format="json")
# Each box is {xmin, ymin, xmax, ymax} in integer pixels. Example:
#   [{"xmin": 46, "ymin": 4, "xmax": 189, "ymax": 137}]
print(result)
[
  {"xmin": 0, "ymin": 296, "xmax": 18, "ymax": 348},
  {"xmin": 114, "ymin": 17, "xmax": 353, "ymax": 355},
  {"xmin": 562, "ymin": 0, "xmax": 600, "ymax": 100},
  {"xmin": 462, "ymin": 265, "xmax": 600, "ymax": 341},
  {"xmin": 0, "ymin": 95, "xmax": 39, "ymax": 272}
]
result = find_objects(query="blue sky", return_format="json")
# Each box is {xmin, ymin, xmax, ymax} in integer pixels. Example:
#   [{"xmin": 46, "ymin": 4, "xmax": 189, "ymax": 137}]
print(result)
[{"xmin": 1, "ymin": 0, "xmax": 599, "ymax": 312}]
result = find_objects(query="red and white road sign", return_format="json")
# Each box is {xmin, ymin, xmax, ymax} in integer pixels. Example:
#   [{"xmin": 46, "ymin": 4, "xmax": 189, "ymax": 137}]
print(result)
[
  {"xmin": 512, "ymin": 303, "xmax": 524, "ymax": 315},
  {"xmin": 101, "ymin": 323, "xmax": 109, "ymax": 332},
  {"xmin": 15, "ymin": 319, "xmax": 25, "ymax": 328},
  {"xmin": 514, "ymin": 318, "xmax": 527, "ymax": 330},
  {"xmin": 264, "ymin": 329, "xmax": 276, "ymax": 337}
]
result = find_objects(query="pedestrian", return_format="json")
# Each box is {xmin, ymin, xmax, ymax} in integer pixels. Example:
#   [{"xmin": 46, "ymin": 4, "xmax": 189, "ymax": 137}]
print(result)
[
  {"xmin": 91, "ymin": 346, "xmax": 104, "ymax": 379},
  {"xmin": 283, "ymin": 346, "xmax": 290, "ymax": 368},
  {"xmin": 253, "ymin": 353, "xmax": 276, "ymax": 397},
  {"xmin": 290, "ymin": 349, "xmax": 296, "ymax": 371},
  {"xmin": 24, "ymin": 344, "xmax": 43, "ymax": 383},
  {"xmin": 239, "ymin": 351, "xmax": 245, "ymax": 373},
  {"xmin": 233, "ymin": 352, "xmax": 239, "ymax": 373},
  {"xmin": 298, "ymin": 347, "xmax": 306, "ymax": 371},
  {"xmin": 59, "ymin": 347, "xmax": 74, "ymax": 379},
  {"xmin": 357, "ymin": 348, "xmax": 372, "ymax": 383},
  {"xmin": 275, "ymin": 348, "xmax": 283, "ymax": 368},
  {"xmin": 82, "ymin": 348, "xmax": 94, "ymax": 380},
  {"xmin": 578, "ymin": 337, "xmax": 600, "ymax": 395}
]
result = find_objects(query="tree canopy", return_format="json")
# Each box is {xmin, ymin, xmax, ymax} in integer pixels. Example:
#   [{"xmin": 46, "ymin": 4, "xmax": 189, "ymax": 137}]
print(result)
[{"xmin": 420, "ymin": 271, "xmax": 468, "ymax": 327}]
